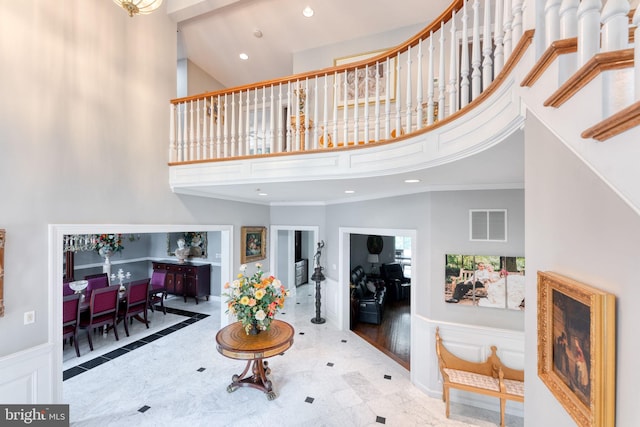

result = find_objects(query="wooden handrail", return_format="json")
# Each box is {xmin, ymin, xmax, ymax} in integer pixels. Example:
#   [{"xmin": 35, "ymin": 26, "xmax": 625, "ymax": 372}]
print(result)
[
  {"xmin": 581, "ymin": 101, "xmax": 640, "ymax": 141},
  {"xmin": 544, "ymin": 48, "xmax": 634, "ymax": 108},
  {"xmin": 170, "ymin": 0, "xmax": 464, "ymax": 105},
  {"xmin": 520, "ymin": 38, "xmax": 577, "ymax": 87}
]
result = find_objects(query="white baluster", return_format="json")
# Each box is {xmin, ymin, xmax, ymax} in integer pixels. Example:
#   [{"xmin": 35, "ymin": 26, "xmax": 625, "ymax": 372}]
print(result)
[
  {"xmin": 601, "ymin": 0, "xmax": 629, "ymax": 52},
  {"xmin": 196, "ymin": 99, "xmax": 202, "ymax": 160},
  {"xmin": 202, "ymin": 98, "xmax": 208, "ymax": 159},
  {"xmin": 364, "ymin": 65, "xmax": 370, "ymax": 144},
  {"xmin": 313, "ymin": 76, "xmax": 319, "ymax": 150},
  {"xmin": 269, "ymin": 85, "xmax": 275, "ymax": 153},
  {"xmin": 237, "ymin": 92, "xmax": 243, "ymax": 156},
  {"xmin": 244, "ymin": 90, "xmax": 250, "ymax": 155},
  {"xmin": 343, "ymin": 70, "xmax": 349, "ymax": 144},
  {"xmin": 277, "ymin": 84, "xmax": 284, "ymax": 152},
  {"xmin": 385, "ymin": 57, "xmax": 392, "ymax": 137},
  {"xmin": 169, "ymin": 103, "xmax": 176, "ymax": 162},
  {"xmin": 181, "ymin": 103, "xmax": 187, "ymax": 161},
  {"xmin": 494, "ymin": 0, "xmax": 505, "ymax": 74},
  {"xmin": 559, "ymin": 0, "xmax": 579, "ymax": 39},
  {"xmin": 322, "ymin": 75, "xmax": 329, "ymax": 149},
  {"xmin": 512, "ymin": 0, "xmax": 524, "ymax": 42},
  {"xmin": 216, "ymin": 95, "xmax": 222, "ymax": 158},
  {"xmin": 634, "ymin": 8, "xmax": 640, "ymax": 101},
  {"xmin": 228, "ymin": 93, "xmax": 234, "ymax": 157},
  {"xmin": 545, "ymin": 0, "xmax": 562, "ymax": 47},
  {"xmin": 503, "ymin": 0, "xmax": 513, "ymax": 59},
  {"xmin": 416, "ymin": 39, "xmax": 424, "ymax": 130},
  {"xmin": 223, "ymin": 94, "xmax": 229, "ymax": 158},
  {"xmin": 405, "ymin": 47, "xmax": 412, "ymax": 133},
  {"xmin": 577, "ymin": 0, "xmax": 602, "ymax": 67},
  {"xmin": 332, "ymin": 72, "xmax": 339, "ymax": 148},
  {"xmin": 461, "ymin": 1, "xmax": 470, "ymax": 108},
  {"xmin": 427, "ymin": 32, "xmax": 435, "ymax": 126},
  {"xmin": 395, "ymin": 52, "xmax": 402, "ymax": 136},
  {"xmin": 354, "ymin": 67, "xmax": 360, "ymax": 144},
  {"xmin": 449, "ymin": 11, "xmax": 459, "ymax": 115},
  {"xmin": 471, "ymin": 0, "xmax": 482, "ymax": 100},
  {"xmin": 208, "ymin": 96, "xmax": 214, "ymax": 158},
  {"xmin": 439, "ymin": 22, "xmax": 446, "ymax": 121},
  {"xmin": 261, "ymin": 86, "xmax": 267, "ymax": 154},
  {"xmin": 482, "ymin": 0, "xmax": 494, "ymax": 90},
  {"xmin": 189, "ymin": 100, "xmax": 195, "ymax": 160},
  {"xmin": 375, "ymin": 61, "xmax": 381, "ymax": 141},
  {"xmin": 253, "ymin": 89, "xmax": 259, "ymax": 154},
  {"xmin": 303, "ymin": 78, "xmax": 309, "ymax": 151},
  {"xmin": 286, "ymin": 81, "xmax": 292, "ymax": 151}
]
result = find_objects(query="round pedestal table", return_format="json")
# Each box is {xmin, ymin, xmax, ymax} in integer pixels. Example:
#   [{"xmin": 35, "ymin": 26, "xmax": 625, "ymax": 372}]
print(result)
[{"xmin": 215, "ymin": 319, "xmax": 294, "ymax": 400}]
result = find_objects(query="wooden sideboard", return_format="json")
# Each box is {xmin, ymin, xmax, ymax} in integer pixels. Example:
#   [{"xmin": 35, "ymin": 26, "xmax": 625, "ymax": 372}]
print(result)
[{"xmin": 152, "ymin": 261, "xmax": 210, "ymax": 304}]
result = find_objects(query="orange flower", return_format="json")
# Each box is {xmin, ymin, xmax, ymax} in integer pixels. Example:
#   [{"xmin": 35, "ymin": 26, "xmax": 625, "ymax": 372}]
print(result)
[{"xmin": 248, "ymin": 298, "xmax": 256, "ymax": 307}]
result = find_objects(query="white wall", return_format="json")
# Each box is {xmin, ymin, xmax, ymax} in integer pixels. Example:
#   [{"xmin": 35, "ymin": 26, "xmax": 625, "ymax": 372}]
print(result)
[{"xmin": 524, "ymin": 114, "xmax": 640, "ymax": 427}]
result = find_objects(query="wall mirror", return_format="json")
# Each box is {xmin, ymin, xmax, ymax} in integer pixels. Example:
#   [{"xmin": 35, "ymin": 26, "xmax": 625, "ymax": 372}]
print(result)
[{"xmin": 166, "ymin": 232, "xmax": 208, "ymax": 258}]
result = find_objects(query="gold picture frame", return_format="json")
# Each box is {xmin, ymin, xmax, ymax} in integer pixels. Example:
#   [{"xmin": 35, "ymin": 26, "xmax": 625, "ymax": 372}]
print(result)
[
  {"xmin": 537, "ymin": 271, "xmax": 616, "ymax": 427},
  {"xmin": 240, "ymin": 226, "xmax": 266, "ymax": 264},
  {"xmin": 0, "ymin": 229, "xmax": 4, "ymax": 317},
  {"xmin": 334, "ymin": 49, "xmax": 396, "ymax": 107}
]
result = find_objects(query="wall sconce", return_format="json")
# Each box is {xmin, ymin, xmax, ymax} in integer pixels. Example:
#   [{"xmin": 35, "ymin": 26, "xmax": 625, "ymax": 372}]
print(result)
[{"xmin": 367, "ymin": 253, "xmax": 380, "ymax": 274}]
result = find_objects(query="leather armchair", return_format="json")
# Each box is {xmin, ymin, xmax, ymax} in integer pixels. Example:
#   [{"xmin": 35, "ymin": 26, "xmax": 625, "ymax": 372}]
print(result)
[
  {"xmin": 381, "ymin": 263, "xmax": 411, "ymax": 301},
  {"xmin": 350, "ymin": 265, "xmax": 385, "ymax": 325}
]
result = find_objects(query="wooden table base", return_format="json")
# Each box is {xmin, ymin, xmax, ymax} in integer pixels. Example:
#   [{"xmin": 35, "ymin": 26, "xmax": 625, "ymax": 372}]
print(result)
[{"xmin": 227, "ymin": 358, "xmax": 275, "ymax": 400}]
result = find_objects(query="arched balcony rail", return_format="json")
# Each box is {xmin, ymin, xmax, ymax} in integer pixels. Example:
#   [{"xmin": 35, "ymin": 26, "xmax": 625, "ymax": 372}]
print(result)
[{"xmin": 168, "ymin": 0, "xmax": 638, "ymax": 165}]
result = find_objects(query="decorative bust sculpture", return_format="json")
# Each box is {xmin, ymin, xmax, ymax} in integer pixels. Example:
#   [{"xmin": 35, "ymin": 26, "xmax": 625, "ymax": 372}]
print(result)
[{"xmin": 175, "ymin": 238, "xmax": 190, "ymax": 264}]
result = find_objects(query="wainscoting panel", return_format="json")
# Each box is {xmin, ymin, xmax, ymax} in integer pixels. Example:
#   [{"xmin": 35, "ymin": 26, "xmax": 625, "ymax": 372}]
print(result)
[
  {"xmin": 0, "ymin": 344, "xmax": 55, "ymax": 403},
  {"xmin": 413, "ymin": 316, "xmax": 525, "ymax": 417}
]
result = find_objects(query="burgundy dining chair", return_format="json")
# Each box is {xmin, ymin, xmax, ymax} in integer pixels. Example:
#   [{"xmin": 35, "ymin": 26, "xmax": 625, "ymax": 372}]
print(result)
[
  {"xmin": 63, "ymin": 282, "xmax": 74, "ymax": 296},
  {"xmin": 63, "ymin": 294, "xmax": 82, "ymax": 357},
  {"xmin": 148, "ymin": 270, "xmax": 167, "ymax": 315},
  {"xmin": 84, "ymin": 273, "xmax": 109, "ymax": 300},
  {"xmin": 79, "ymin": 284, "xmax": 120, "ymax": 351},
  {"xmin": 118, "ymin": 279, "xmax": 150, "ymax": 337}
]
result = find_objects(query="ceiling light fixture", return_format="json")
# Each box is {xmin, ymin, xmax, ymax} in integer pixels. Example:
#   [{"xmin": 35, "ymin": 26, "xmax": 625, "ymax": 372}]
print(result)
[
  {"xmin": 302, "ymin": 6, "xmax": 314, "ymax": 18},
  {"xmin": 253, "ymin": 29, "xmax": 263, "ymax": 38},
  {"xmin": 344, "ymin": 190, "xmax": 355, "ymax": 194},
  {"xmin": 404, "ymin": 179, "xmax": 421, "ymax": 183},
  {"xmin": 239, "ymin": 53, "xmax": 249, "ymax": 60},
  {"xmin": 113, "ymin": 0, "xmax": 163, "ymax": 17}
]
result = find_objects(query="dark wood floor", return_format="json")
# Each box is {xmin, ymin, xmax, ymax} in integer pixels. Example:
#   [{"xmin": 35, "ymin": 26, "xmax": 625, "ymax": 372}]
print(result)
[{"xmin": 351, "ymin": 298, "xmax": 411, "ymax": 370}]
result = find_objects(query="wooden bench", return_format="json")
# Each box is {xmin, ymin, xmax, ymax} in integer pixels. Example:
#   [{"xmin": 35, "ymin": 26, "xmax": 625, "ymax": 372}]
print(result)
[{"xmin": 435, "ymin": 328, "xmax": 524, "ymax": 427}]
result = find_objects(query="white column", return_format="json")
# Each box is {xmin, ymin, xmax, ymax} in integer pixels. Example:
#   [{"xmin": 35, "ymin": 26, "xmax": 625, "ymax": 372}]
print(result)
[
  {"xmin": 559, "ymin": 0, "xmax": 579, "ymax": 39},
  {"xmin": 577, "ymin": 0, "xmax": 602, "ymax": 67},
  {"xmin": 600, "ymin": 0, "xmax": 630, "ymax": 52}
]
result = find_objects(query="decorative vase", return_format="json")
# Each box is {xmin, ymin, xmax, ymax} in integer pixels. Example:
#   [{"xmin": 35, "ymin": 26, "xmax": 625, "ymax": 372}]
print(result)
[
  {"xmin": 99, "ymin": 248, "xmax": 113, "ymax": 275},
  {"xmin": 248, "ymin": 321, "xmax": 261, "ymax": 335}
]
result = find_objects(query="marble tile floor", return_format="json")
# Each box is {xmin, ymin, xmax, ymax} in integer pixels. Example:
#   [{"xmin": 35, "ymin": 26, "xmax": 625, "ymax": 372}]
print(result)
[{"xmin": 63, "ymin": 285, "xmax": 524, "ymax": 427}]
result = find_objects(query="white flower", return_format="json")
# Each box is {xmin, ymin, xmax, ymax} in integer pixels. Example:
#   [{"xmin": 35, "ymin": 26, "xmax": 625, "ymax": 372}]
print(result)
[
  {"xmin": 231, "ymin": 279, "xmax": 240, "ymax": 288},
  {"xmin": 255, "ymin": 309, "xmax": 266, "ymax": 321},
  {"xmin": 255, "ymin": 262, "xmax": 262, "ymax": 270},
  {"xmin": 239, "ymin": 264, "xmax": 247, "ymax": 272},
  {"xmin": 272, "ymin": 278, "xmax": 282, "ymax": 289}
]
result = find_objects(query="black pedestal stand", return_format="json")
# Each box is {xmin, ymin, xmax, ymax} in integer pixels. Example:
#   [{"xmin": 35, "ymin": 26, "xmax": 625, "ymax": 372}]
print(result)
[{"xmin": 310, "ymin": 266, "xmax": 326, "ymax": 324}]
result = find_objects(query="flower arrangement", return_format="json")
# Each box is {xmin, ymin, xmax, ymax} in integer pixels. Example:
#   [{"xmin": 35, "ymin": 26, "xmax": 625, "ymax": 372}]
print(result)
[
  {"xmin": 93, "ymin": 233, "xmax": 124, "ymax": 254},
  {"xmin": 223, "ymin": 263, "xmax": 289, "ymax": 334}
]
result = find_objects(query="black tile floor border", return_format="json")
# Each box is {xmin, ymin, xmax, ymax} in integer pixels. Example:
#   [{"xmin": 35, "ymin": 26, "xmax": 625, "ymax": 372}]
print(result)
[{"xmin": 63, "ymin": 308, "xmax": 209, "ymax": 381}]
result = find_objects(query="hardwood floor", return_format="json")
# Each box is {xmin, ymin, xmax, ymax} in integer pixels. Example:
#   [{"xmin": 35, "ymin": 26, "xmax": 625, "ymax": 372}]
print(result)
[{"xmin": 351, "ymin": 298, "xmax": 411, "ymax": 370}]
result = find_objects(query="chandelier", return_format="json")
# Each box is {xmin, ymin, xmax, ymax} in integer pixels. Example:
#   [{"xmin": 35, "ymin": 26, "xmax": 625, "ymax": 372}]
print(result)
[
  {"xmin": 63, "ymin": 234, "xmax": 98, "ymax": 253},
  {"xmin": 113, "ymin": 0, "xmax": 163, "ymax": 17}
]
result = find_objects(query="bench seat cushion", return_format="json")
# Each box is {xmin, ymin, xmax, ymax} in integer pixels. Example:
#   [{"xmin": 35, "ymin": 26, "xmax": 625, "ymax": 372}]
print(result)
[
  {"xmin": 443, "ymin": 368, "xmax": 500, "ymax": 392},
  {"xmin": 503, "ymin": 378, "xmax": 525, "ymax": 397}
]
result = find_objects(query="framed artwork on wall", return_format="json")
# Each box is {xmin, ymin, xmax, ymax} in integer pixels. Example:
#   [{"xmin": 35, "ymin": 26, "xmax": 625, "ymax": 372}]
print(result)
[
  {"xmin": 444, "ymin": 254, "xmax": 525, "ymax": 310},
  {"xmin": 537, "ymin": 271, "xmax": 616, "ymax": 427},
  {"xmin": 241, "ymin": 226, "xmax": 266, "ymax": 264},
  {"xmin": 334, "ymin": 49, "xmax": 396, "ymax": 107}
]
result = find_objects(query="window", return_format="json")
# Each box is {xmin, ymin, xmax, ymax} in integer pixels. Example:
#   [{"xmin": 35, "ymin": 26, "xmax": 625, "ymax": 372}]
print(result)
[
  {"xmin": 394, "ymin": 236, "xmax": 412, "ymax": 278},
  {"xmin": 469, "ymin": 209, "xmax": 507, "ymax": 242}
]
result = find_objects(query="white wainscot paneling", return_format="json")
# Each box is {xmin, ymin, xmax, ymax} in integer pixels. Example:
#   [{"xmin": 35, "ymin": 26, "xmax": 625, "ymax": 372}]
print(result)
[{"xmin": 0, "ymin": 344, "xmax": 56, "ymax": 404}]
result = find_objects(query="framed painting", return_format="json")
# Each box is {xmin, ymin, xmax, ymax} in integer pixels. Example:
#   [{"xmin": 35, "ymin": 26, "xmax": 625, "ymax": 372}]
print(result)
[
  {"xmin": 241, "ymin": 226, "xmax": 266, "ymax": 264},
  {"xmin": 444, "ymin": 254, "xmax": 525, "ymax": 310},
  {"xmin": 334, "ymin": 49, "xmax": 396, "ymax": 107},
  {"xmin": 0, "ymin": 229, "xmax": 4, "ymax": 317},
  {"xmin": 537, "ymin": 271, "xmax": 616, "ymax": 427}
]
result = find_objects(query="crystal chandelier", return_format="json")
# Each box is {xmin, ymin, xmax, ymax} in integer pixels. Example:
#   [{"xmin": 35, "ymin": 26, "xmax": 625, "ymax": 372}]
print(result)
[
  {"xmin": 63, "ymin": 235, "xmax": 97, "ymax": 253},
  {"xmin": 113, "ymin": 0, "xmax": 163, "ymax": 17}
]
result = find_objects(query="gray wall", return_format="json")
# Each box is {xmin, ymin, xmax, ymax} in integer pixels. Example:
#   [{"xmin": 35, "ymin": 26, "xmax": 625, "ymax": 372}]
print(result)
[
  {"xmin": 524, "ymin": 115, "xmax": 638, "ymax": 426},
  {"xmin": 0, "ymin": 1, "xmax": 270, "ymax": 358}
]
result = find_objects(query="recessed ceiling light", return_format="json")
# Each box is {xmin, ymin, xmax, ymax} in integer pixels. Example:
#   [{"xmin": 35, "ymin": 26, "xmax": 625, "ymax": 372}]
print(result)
[
  {"xmin": 404, "ymin": 179, "xmax": 421, "ymax": 183},
  {"xmin": 258, "ymin": 192, "xmax": 268, "ymax": 196},
  {"xmin": 239, "ymin": 53, "xmax": 249, "ymax": 60},
  {"xmin": 253, "ymin": 29, "xmax": 263, "ymax": 38},
  {"xmin": 344, "ymin": 190, "xmax": 355, "ymax": 194},
  {"xmin": 302, "ymin": 6, "xmax": 314, "ymax": 18}
]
